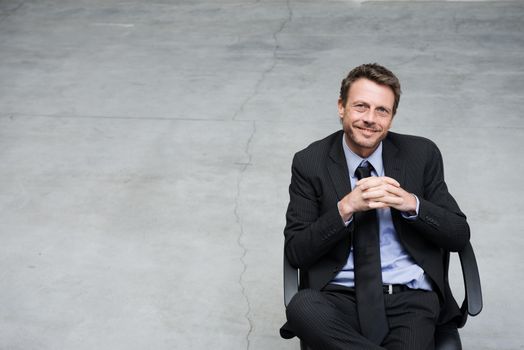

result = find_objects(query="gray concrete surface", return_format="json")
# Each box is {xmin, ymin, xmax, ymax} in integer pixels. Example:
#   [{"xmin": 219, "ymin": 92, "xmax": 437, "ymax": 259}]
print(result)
[{"xmin": 1, "ymin": 0, "xmax": 523, "ymax": 349}]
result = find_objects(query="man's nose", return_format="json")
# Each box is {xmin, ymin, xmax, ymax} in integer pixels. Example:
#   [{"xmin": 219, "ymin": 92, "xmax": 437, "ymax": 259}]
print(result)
[{"xmin": 362, "ymin": 110, "xmax": 376, "ymax": 123}]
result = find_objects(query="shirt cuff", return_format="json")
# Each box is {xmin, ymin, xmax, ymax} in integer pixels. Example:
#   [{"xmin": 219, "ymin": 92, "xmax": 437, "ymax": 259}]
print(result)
[
  {"xmin": 401, "ymin": 194, "xmax": 420, "ymax": 220},
  {"xmin": 337, "ymin": 200, "xmax": 353, "ymax": 227}
]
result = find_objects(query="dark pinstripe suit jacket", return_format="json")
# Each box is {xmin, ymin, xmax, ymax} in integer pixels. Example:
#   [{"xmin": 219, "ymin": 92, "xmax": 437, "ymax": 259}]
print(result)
[{"xmin": 284, "ymin": 129, "xmax": 470, "ymax": 326}]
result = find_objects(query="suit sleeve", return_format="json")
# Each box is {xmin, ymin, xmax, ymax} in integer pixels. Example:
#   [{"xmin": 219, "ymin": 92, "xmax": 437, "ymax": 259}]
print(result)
[
  {"xmin": 407, "ymin": 142, "xmax": 470, "ymax": 251},
  {"xmin": 283, "ymin": 153, "xmax": 350, "ymax": 269}
]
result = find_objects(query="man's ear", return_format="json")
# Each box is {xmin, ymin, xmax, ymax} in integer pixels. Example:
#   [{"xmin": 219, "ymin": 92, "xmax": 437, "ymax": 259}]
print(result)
[{"xmin": 337, "ymin": 98, "xmax": 345, "ymax": 119}]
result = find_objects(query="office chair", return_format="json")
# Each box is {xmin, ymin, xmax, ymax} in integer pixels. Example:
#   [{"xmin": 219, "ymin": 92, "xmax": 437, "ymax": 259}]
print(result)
[{"xmin": 283, "ymin": 241, "xmax": 482, "ymax": 350}]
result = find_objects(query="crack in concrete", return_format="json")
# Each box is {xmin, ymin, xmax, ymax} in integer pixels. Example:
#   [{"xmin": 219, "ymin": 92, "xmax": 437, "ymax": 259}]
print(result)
[
  {"xmin": 231, "ymin": 3, "xmax": 292, "ymax": 348},
  {"xmin": 232, "ymin": 3, "xmax": 292, "ymax": 348},
  {"xmin": 232, "ymin": 0, "xmax": 293, "ymax": 121},
  {"xmin": 234, "ymin": 120, "xmax": 257, "ymax": 350},
  {"xmin": 0, "ymin": 0, "xmax": 25, "ymax": 25}
]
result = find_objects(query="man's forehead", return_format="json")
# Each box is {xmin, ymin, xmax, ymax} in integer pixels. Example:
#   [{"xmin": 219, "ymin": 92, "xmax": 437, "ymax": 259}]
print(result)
[{"xmin": 348, "ymin": 79, "xmax": 394, "ymax": 105}]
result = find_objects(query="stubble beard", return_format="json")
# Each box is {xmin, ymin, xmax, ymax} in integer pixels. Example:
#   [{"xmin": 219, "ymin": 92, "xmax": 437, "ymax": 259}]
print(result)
[{"xmin": 343, "ymin": 123, "xmax": 386, "ymax": 157}]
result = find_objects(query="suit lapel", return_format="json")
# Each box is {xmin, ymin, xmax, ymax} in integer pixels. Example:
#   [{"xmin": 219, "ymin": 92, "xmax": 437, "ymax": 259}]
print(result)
[
  {"xmin": 326, "ymin": 132, "xmax": 406, "ymax": 200},
  {"xmin": 327, "ymin": 131, "xmax": 352, "ymax": 200},
  {"xmin": 382, "ymin": 135, "xmax": 405, "ymax": 188},
  {"xmin": 382, "ymin": 135, "xmax": 407, "ymax": 239}
]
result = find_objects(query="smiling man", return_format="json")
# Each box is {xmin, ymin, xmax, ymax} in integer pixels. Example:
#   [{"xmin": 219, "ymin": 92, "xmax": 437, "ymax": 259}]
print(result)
[{"xmin": 281, "ymin": 63, "xmax": 470, "ymax": 350}]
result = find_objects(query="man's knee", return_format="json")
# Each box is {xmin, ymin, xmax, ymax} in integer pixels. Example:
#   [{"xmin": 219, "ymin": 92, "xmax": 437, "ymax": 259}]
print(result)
[{"xmin": 286, "ymin": 289, "xmax": 323, "ymax": 326}]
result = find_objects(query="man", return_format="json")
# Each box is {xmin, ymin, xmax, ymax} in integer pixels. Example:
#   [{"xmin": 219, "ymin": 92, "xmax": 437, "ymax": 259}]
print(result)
[{"xmin": 281, "ymin": 63, "xmax": 470, "ymax": 350}]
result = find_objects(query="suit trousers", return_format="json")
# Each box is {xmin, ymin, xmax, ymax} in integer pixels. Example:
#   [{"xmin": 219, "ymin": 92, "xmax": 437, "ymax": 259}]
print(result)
[{"xmin": 286, "ymin": 285, "xmax": 440, "ymax": 350}]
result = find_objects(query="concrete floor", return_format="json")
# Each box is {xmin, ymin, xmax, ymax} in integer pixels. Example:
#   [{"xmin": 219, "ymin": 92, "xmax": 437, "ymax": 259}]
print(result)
[{"xmin": 1, "ymin": 0, "xmax": 523, "ymax": 349}]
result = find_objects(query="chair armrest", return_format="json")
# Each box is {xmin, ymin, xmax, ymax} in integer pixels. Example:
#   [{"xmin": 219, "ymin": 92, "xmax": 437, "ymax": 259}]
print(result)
[
  {"xmin": 459, "ymin": 241, "xmax": 483, "ymax": 317},
  {"xmin": 284, "ymin": 252, "xmax": 299, "ymax": 307}
]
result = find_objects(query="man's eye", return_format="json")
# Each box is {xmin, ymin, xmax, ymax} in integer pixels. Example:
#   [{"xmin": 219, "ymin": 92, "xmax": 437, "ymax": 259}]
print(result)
[
  {"xmin": 354, "ymin": 104, "xmax": 367, "ymax": 111},
  {"xmin": 376, "ymin": 108, "xmax": 390, "ymax": 116}
]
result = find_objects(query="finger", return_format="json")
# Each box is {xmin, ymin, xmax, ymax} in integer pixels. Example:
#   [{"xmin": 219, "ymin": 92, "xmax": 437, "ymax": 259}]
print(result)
[
  {"xmin": 362, "ymin": 189, "xmax": 388, "ymax": 200},
  {"xmin": 355, "ymin": 178, "xmax": 370, "ymax": 190},
  {"xmin": 356, "ymin": 177, "xmax": 384, "ymax": 190},
  {"xmin": 367, "ymin": 201, "xmax": 390, "ymax": 209},
  {"xmin": 357, "ymin": 176, "xmax": 400, "ymax": 189},
  {"xmin": 362, "ymin": 183, "xmax": 403, "ymax": 198},
  {"xmin": 381, "ymin": 176, "xmax": 400, "ymax": 187},
  {"xmin": 381, "ymin": 184, "xmax": 404, "ymax": 196},
  {"xmin": 373, "ymin": 196, "xmax": 404, "ymax": 206}
]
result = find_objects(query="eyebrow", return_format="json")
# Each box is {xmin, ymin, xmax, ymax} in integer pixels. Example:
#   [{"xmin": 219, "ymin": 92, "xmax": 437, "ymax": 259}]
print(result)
[
  {"xmin": 377, "ymin": 106, "xmax": 392, "ymax": 113},
  {"xmin": 352, "ymin": 101, "xmax": 392, "ymax": 113}
]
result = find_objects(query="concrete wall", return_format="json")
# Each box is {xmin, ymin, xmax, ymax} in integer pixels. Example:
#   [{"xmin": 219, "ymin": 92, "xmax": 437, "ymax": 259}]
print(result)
[{"xmin": 1, "ymin": 1, "xmax": 523, "ymax": 349}]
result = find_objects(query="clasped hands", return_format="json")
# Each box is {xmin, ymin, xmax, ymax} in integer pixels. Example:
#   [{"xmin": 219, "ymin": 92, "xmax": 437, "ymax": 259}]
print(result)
[{"xmin": 338, "ymin": 176, "xmax": 417, "ymax": 222}]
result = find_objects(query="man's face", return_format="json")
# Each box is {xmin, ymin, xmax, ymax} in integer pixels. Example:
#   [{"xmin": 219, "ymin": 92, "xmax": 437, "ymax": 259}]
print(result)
[{"xmin": 338, "ymin": 78, "xmax": 395, "ymax": 158}]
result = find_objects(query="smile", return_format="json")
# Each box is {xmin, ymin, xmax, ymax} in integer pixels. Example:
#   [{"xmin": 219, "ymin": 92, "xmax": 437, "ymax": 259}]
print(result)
[{"xmin": 357, "ymin": 126, "xmax": 379, "ymax": 133}]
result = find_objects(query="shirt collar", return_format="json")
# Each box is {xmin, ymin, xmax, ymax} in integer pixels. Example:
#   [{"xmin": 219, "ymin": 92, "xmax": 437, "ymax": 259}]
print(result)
[{"xmin": 342, "ymin": 134, "xmax": 384, "ymax": 178}]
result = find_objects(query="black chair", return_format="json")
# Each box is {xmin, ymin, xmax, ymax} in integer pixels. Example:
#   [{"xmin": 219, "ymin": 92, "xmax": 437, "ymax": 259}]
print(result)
[{"xmin": 283, "ymin": 242, "xmax": 482, "ymax": 350}]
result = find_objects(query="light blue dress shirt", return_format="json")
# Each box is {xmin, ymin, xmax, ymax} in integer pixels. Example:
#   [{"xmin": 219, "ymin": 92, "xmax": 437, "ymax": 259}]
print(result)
[{"xmin": 331, "ymin": 137, "xmax": 433, "ymax": 290}]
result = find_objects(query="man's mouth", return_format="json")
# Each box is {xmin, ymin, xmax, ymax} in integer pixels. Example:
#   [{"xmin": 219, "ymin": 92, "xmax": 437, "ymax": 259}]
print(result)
[{"xmin": 357, "ymin": 126, "xmax": 379, "ymax": 134}]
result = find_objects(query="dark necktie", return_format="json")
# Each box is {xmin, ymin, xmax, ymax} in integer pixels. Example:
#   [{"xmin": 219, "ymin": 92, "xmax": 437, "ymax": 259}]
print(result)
[{"xmin": 353, "ymin": 161, "xmax": 389, "ymax": 344}]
